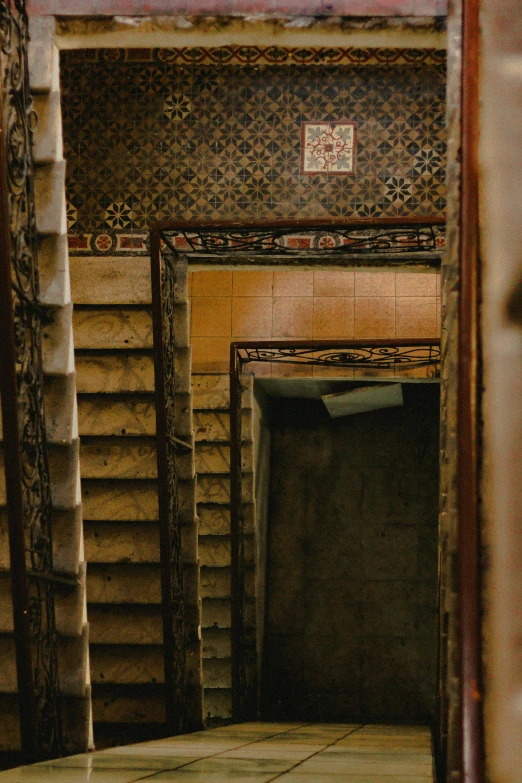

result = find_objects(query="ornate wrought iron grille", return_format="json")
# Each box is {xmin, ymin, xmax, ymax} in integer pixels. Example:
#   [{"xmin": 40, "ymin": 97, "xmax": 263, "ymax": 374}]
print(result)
[
  {"xmin": 158, "ymin": 216, "xmax": 445, "ymax": 266},
  {"xmin": 229, "ymin": 338, "xmax": 440, "ymax": 721},
  {"xmin": 0, "ymin": 0, "xmax": 63, "ymax": 761},
  {"xmin": 150, "ymin": 237, "xmax": 186, "ymax": 734},
  {"xmin": 237, "ymin": 342, "xmax": 441, "ymax": 372}
]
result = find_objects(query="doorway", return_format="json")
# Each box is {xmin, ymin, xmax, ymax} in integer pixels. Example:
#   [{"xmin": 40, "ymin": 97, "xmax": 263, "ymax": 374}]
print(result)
[{"xmin": 259, "ymin": 380, "xmax": 440, "ymax": 723}]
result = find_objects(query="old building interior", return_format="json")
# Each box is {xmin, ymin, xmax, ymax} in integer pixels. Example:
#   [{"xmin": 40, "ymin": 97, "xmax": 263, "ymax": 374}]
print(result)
[{"xmin": 0, "ymin": 1, "xmax": 521, "ymax": 782}]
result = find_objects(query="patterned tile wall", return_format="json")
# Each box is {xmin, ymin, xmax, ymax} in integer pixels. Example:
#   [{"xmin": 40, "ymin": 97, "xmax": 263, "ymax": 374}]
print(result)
[{"xmin": 61, "ymin": 47, "xmax": 446, "ymax": 253}]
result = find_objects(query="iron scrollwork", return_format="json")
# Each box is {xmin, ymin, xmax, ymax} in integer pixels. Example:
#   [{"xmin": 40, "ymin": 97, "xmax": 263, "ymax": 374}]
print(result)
[
  {"xmin": 0, "ymin": 0, "xmax": 63, "ymax": 760},
  {"xmin": 161, "ymin": 222, "xmax": 444, "ymax": 258},
  {"xmin": 238, "ymin": 343, "xmax": 441, "ymax": 373}
]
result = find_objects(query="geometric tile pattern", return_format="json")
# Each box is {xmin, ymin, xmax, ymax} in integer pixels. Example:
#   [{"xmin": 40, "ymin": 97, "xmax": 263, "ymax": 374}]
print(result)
[
  {"xmin": 301, "ymin": 122, "xmax": 357, "ymax": 174},
  {"xmin": 61, "ymin": 47, "xmax": 446, "ymax": 250}
]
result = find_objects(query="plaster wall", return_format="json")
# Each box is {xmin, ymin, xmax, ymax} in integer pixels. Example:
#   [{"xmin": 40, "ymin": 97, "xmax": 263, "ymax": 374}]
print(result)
[{"xmin": 263, "ymin": 384, "xmax": 440, "ymax": 722}]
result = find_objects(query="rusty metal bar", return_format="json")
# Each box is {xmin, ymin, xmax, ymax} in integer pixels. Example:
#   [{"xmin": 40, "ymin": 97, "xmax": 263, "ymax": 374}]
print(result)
[
  {"xmin": 154, "ymin": 216, "xmax": 445, "ymax": 231},
  {"xmin": 151, "ymin": 226, "xmax": 186, "ymax": 734},
  {"xmin": 458, "ymin": 0, "xmax": 485, "ymax": 778}
]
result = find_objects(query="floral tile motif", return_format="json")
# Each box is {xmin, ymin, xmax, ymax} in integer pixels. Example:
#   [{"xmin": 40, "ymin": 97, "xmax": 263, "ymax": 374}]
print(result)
[{"xmin": 301, "ymin": 122, "xmax": 357, "ymax": 175}]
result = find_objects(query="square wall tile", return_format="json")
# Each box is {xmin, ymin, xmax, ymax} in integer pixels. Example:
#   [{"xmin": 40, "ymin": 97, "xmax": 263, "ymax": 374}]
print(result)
[
  {"xmin": 301, "ymin": 121, "xmax": 357, "ymax": 175},
  {"xmin": 192, "ymin": 336, "xmax": 230, "ymax": 373},
  {"xmin": 355, "ymin": 271, "xmax": 396, "ymax": 297},
  {"xmin": 313, "ymin": 297, "xmax": 354, "ymax": 338},
  {"xmin": 354, "ymin": 297, "xmax": 395, "ymax": 338},
  {"xmin": 192, "ymin": 270, "xmax": 233, "ymax": 297},
  {"xmin": 232, "ymin": 297, "xmax": 273, "ymax": 338},
  {"xmin": 272, "ymin": 297, "xmax": 313, "ymax": 338},
  {"xmin": 396, "ymin": 296, "xmax": 438, "ymax": 338},
  {"xmin": 313, "ymin": 270, "xmax": 355, "ymax": 297},
  {"xmin": 273, "ymin": 270, "xmax": 314, "ymax": 297},
  {"xmin": 191, "ymin": 296, "xmax": 231, "ymax": 337},
  {"xmin": 233, "ymin": 270, "xmax": 273, "ymax": 297},
  {"xmin": 395, "ymin": 271, "xmax": 437, "ymax": 296}
]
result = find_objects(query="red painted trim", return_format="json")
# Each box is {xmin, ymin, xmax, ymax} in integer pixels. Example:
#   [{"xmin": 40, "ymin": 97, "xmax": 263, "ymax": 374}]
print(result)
[{"xmin": 28, "ymin": 0, "xmax": 448, "ymax": 17}]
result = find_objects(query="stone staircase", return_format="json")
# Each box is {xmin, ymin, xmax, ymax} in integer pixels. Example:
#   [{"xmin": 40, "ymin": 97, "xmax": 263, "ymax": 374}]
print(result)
[
  {"xmin": 70, "ymin": 254, "xmax": 202, "ymax": 746},
  {"xmin": 0, "ymin": 17, "xmax": 91, "ymax": 764},
  {"xmin": 192, "ymin": 372, "xmax": 255, "ymax": 723}
]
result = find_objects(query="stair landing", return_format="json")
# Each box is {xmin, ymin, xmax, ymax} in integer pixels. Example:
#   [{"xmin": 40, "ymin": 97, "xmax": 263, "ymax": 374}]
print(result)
[{"xmin": 0, "ymin": 722, "xmax": 435, "ymax": 782}]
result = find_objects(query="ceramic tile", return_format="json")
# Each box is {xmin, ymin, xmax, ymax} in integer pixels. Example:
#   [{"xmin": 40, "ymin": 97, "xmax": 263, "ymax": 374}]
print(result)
[
  {"xmin": 313, "ymin": 296, "xmax": 354, "ymax": 338},
  {"xmin": 191, "ymin": 336, "xmax": 230, "ymax": 373},
  {"xmin": 0, "ymin": 769, "xmax": 154, "ymax": 783},
  {"xmin": 272, "ymin": 297, "xmax": 313, "ymax": 338},
  {"xmin": 313, "ymin": 270, "xmax": 354, "ymax": 297},
  {"xmin": 354, "ymin": 297, "xmax": 396, "ymax": 337},
  {"xmin": 354, "ymin": 271, "xmax": 396, "ymax": 297},
  {"xmin": 150, "ymin": 773, "xmax": 275, "ymax": 782},
  {"xmin": 301, "ymin": 121, "xmax": 357, "ymax": 175},
  {"xmin": 2, "ymin": 724, "xmax": 435, "ymax": 783},
  {"xmin": 181, "ymin": 758, "xmax": 295, "ymax": 773},
  {"xmin": 273, "ymin": 271, "xmax": 314, "ymax": 298},
  {"xmin": 191, "ymin": 297, "xmax": 232, "ymax": 337},
  {"xmin": 191, "ymin": 271, "xmax": 233, "ymax": 297},
  {"xmin": 37, "ymin": 756, "xmax": 199, "ymax": 770},
  {"xmin": 395, "ymin": 271, "xmax": 437, "ymax": 296},
  {"xmin": 233, "ymin": 271, "xmax": 273, "ymax": 297},
  {"xmin": 232, "ymin": 297, "xmax": 272, "ymax": 337},
  {"xmin": 395, "ymin": 296, "xmax": 438, "ymax": 338}
]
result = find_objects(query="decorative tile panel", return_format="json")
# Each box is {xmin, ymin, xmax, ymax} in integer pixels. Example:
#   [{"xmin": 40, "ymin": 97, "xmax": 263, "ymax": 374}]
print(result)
[
  {"xmin": 301, "ymin": 122, "xmax": 357, "ymax": 174},
  {"xmin": 61, "ymin": 47, "xmax": 447, "ymax": 254}
]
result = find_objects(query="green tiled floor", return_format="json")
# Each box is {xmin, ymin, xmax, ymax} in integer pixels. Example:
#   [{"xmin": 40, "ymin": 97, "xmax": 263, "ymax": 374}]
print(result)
[{"xmin": 0, "ymin": 723, "xmax": 435, "ymax": 782}]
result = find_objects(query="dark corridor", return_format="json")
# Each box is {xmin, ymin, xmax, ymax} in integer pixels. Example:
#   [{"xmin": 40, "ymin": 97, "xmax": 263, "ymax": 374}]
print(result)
[{"xmin": 261, "ymin": 383, "xmax": 440, "ymax": 723}]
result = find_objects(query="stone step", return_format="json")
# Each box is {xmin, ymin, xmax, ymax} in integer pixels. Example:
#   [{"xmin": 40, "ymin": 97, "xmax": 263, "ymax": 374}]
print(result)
[
  {"xmin": 78, "ymin": 396, "xmax": 156, "ymax": 437},
  {"xmin": 73, "ymin": 308, "xmax": 153, "ymax": 350},
  {"xmin": 88, "ymin": 605, "xmax": 163, "ymax": 645},
  {"xmin": 82, "ymin": 479, "xmax": 158, "ymax": 521},
  {"xmin": 198, "ymin": 504, "xmax": 254, "ymax": 536},
  {"xmin": 34, "ymin": 160, "xmax": 66, "ymax": 236},
  {"xmin": 200, "ymin": 567, "xmax": 255, "ymax": 599},
  {"xmin": 92, "ymin": 685, "xmax": 165, "ymax": 724},
  {"xmin": 28, "ymin": 16, "xmax": 56, "ymax": 93},
  {"xmin": 199, "ymin": 534, "xmax": 255, "ymax": 570},
  {"xmin": 196, "ymin": 474, "xmax": 253, "ymax": 505},
  {"xmin": 41, "ymin": 302, "xmax": 74, "ymax": 376},
  {"xmin": 84, "ymin": 521, "xmax": 160, "ymax": 564},
  {"xmin": 0, "ymin": 574, "xmax": 13, "ymax": 633},
  {"xmin": 76, "ymin": 354, "xmax": 155, "ymax": 394},
  {"xmin": 0, "ymin": 637, "xmax": 16, "ymax": 693},
  {"xmin": 201, "ymin": 628, "xmax": 231, "ymax": 659},
  {"xmin": 202, "ymin": 598, "xmax": 231, "ymax": 629},
  {"xmin": 192, "ymin": 374, "xmax": 253, "ymax": 411},
  {"xmin": 0, "ymin": 694, "xmax": 20, "ymax": 752},
  {"xmin": 200, "ymin": 597, "xmax": 255, "ymax": 630},
  {"xmin": 204, "ymin": 688, "xmax": 232, "ymax": 719},
  {"xmin": 69, "ymin": 257, "xmax": 152, "ymax": 305},
  {"xmin": 195, "ymin": 441, "xmax": 253, "ymax": 474},
  {"xmin": 90, "ymin": 645, "xmax": 164, "ymax": 685},
  {"xmin": 38, "ymin": 234, "xmax": 70, "ymax": 308},
  {"xmin": 87, "ymin": 564, "xmax": 162, "ymax": 604},
  {"xmin": 80, "ymin": 438, "xmax": 158, "ymax": 480},
  {"xmin": 202, "ymin": 658, "xmax": 232, "ymax": 689},
  {"xmin": 33, "ymin": 90, "xmax": 62, "ymax": 164},
  {"xmin": 44, "ymin": 374, "xmax": 77, "ymax": 444},
  {"xmin": 194, "ymin": 411, "xmax": 252, "ymax": 442}
]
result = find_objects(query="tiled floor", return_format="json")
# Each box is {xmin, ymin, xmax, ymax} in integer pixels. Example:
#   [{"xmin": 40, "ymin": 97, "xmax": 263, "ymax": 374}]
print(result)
[{"xmin": 0, "ymin": 723, "xmax": 435, "ymax": 783}]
